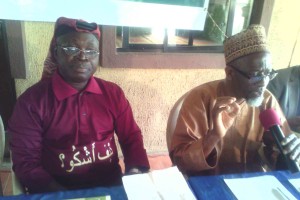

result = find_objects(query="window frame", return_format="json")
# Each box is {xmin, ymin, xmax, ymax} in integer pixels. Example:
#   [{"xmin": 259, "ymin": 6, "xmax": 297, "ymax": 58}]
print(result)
[
  {"xmin": 100, "ymin": 0, "xmax": 274, "ymax": 69},
  {"xmin": 117, "ymin": 0, "xmax": 237, "ymax": 53}
]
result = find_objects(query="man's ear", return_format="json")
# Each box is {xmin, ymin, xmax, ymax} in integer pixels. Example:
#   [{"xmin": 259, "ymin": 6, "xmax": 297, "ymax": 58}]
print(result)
[{"xmin": 225, "ymin": 66, "xmax": 233, "ymax": 80}]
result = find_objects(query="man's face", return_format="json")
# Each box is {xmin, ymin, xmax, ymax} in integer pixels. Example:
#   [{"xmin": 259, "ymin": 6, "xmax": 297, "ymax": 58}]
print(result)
[
  {"xmin": 55, "ymin": 32, "xmax": 99, "ymax": 84},
  {"xmin": 227, "ymin": 52, "xmax": 273, "ymax": 107}
]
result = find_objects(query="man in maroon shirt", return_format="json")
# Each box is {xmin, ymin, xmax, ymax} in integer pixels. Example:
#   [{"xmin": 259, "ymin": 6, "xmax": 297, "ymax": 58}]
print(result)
[{"xmin": 8, "ymin": 17, "xmax": 150, "ymax": 194}]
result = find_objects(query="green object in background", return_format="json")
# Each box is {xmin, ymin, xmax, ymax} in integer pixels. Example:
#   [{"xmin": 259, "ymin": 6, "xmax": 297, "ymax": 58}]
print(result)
[
  {"xmin": 203, "ymin": 3, "xmax": 227, "ymax": 44},
  {"xmin": 122, "ymin": 0, "xmax": 205, "ymax": 7}
]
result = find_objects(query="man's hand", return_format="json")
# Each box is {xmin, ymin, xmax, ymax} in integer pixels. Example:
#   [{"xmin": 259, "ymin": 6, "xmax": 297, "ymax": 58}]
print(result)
[
  {"xmin": 211, "ymin": 97, "xmax": 245, "ymax": 138},
  {"xmin": 202, "ymin": 97, "xmax": 244, "ymax": 158},
  {"xmin": 287, "ymin": 116, "xmax": 300, "ymax": 132},
  {"xmin": 125, "ymin": 167, "xmax": 143, "ymax": 175},
  {"xmin": 281, "ymin": 134, "xmax": 300, "ymax": 163},
  {"xmin": 40, "ymin": 180, "xmax": 66, "ymax": 193}
]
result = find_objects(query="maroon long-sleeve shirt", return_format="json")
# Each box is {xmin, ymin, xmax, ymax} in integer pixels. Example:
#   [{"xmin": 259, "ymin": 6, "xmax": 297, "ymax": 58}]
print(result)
[{"xmin": 8, "ymin": 72, "xmax": 149, "ymax": 192}]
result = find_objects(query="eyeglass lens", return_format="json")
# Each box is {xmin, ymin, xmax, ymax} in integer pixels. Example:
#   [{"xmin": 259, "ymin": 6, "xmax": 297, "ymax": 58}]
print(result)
[
  {"xmin": 249, "ymin": 71, "xmax": 277, "ymax": 84},
  {"xmin": 59, "ymin": 46, "xmax": 99, "ymax": 58}
]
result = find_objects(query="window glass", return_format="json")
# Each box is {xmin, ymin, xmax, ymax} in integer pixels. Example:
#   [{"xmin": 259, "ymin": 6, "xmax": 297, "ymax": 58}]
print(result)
[
  {"xmin": 232, "ymin": 0, "xmax": 254, "ymax": 35},
  {"xmin": 116, "ymin": 0, "xmax": 254, "ymax": 52}
]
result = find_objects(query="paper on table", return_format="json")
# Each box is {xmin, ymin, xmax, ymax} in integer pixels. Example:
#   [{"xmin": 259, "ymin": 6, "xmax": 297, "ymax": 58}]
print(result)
[
  {"xmin": 150, "ymin": 166, "xmax": 196, "ymax": 200},
  {"xmin": 288, "ymin": 178, "xmax": 300, "ymax": 193},
  {"xmin": 224, "ymin": 175, "xmax": 297, "ymax": 200},
  {"xmin": 122, "ymin": 173, "xmax": 161, "ymax": 200},
  {"xmin": 122, "ymin": 166, "xmax": 196, "ymax": 200},
  {"xmin": 65, "ymin": 196, "xmax": 111, "ymax": 200}
]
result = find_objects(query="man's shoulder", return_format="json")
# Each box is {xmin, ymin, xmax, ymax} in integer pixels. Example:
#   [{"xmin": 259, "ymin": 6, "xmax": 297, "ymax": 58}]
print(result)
[
  {"xmin": 184, "ymin": 80, "xmax": 221, "ymax": 102},
  {"xmin": 12, "ymin": 79, "xmax": 53, "ymax": 110},
  {"xmin": 19, "ymin": 79, "xmax": 52, "ymax": 98},
  {"xmin": 268, "ymin": 66, "xmax": 300, "ymax": 95},
  {"xmin": 93, "ymin": 77, "xmax": 124, "ymax": 94},
  {"xmin": 189, "ymin": 80, "xmax": 221, "ymax": 95},
  {"xmin": 277, "ymin": 65, "xmax": 300, "ymax": 74},
  {"xmin": 272, "ymin": 66, "xmax": 300, "ymax": 83},
  {"xmin": 94, "ymin": 77, "xmax": 119, "ymax": 87}
]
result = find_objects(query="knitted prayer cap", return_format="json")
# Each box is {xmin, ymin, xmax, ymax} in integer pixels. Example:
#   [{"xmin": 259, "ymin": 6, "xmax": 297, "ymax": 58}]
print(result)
[{"xmin": 223, "ymin": 24, "xmax": 269, "ymax": 64}]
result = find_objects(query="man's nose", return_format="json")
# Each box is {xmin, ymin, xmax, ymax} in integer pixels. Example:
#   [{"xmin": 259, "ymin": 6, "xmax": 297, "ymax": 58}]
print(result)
[{"xmin": 76, "ymin": 51, "xmax": 88, "ymax": 60}]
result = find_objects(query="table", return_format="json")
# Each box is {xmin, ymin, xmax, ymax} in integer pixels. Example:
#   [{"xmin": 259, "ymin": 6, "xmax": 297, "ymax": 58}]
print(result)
[
  {"xmin": 0, "ymin": 180, "xmax": 3, "ymax": 196},
  {"xmin": 188, "ymin": 170, "xmax": 300, "ymax": 200},
  {"xmin": 2, "ymin": 170, "xmax": 300, "ymax": 200},
  {"xmin": 1, "ymin": 186, "xmax": 128, "ymax": 200}
]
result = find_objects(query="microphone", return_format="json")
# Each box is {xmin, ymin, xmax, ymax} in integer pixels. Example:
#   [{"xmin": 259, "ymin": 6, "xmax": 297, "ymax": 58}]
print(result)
[{"xmin": 259, "ymin": 108, "xmax": 300, "ymax": 173}]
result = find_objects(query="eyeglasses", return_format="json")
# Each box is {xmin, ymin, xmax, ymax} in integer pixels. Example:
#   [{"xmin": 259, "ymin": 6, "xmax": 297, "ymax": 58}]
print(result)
[
  {"xmin": 57, "ymin": 46, "xmax": 99, "ymax": 58},
  {"xmin": 229, "ymin": 65, "xmax": 278, "ymax": 84}
]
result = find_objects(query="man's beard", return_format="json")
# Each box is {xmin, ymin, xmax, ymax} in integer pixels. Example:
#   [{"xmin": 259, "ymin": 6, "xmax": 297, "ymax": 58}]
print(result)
[{"xmin": 246, "ymin": 95, "xmax": 264, "ymax": 107}]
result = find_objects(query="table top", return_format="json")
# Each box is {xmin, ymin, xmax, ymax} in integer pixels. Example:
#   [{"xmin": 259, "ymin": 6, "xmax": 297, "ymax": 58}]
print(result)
[
  {"xmin": 2, "ymin": 170, "xmax": 300, "ymax": 200},
  {"xmin": 188, "ymin": 170, "xmax": 300, "ymax": 200},
  {"xmin": 1, "ymin": 185, "xmax": 127, "ymax": 200}
]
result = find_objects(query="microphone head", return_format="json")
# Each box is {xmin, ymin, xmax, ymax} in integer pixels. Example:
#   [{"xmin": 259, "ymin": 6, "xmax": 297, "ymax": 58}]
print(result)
[{"xmin": 259, "ymin": 108, "xmax": 282, "ymax": 130}]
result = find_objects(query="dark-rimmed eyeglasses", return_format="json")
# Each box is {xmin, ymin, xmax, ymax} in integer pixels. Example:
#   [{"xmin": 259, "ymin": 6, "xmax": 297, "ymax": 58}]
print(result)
[
  {"xmin": 57, "ymin": 46, "xmax": 99, "ymax": 58},
  {"xmin": 229, "ymin": 65, "xmax": 278, "ymax": 84}
]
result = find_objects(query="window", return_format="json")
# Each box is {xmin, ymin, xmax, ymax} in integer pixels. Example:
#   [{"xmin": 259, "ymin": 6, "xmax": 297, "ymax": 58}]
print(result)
[
  {"xmin": 101, "ymin": 0, "xmax": 275, "ymax": 68},
  {"xmin": 116, "ymin": 0, "xmax": 254, "ymax": 53}
]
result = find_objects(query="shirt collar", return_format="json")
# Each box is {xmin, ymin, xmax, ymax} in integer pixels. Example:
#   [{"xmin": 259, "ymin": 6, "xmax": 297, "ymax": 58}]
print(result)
[{"xmin": 52, "ymin": 71, "xmax": 102, "ymax": 101}]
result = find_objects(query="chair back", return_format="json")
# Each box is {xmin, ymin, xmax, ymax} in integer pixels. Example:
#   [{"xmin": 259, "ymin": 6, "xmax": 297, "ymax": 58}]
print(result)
[
  {"xmin": 166, "ymin": 92, "xmax": 189, "ymax": 152},
  {"xmin": 11, "ymin": 150, "xmax": 26, "ymax": 195}
]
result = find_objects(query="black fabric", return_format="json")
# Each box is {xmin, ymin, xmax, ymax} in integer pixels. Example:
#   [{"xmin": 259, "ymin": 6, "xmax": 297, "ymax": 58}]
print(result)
[
  {"xmin": 55, "ymin": 24, "xmax": 99, "ymax": 40},
  {"xmin": 268, "ymin": 65, "xmax": 300, "ymax": 119},
  {"xmin": 76, "ymin": 21, "xmax": 98, "ymax": 32}
]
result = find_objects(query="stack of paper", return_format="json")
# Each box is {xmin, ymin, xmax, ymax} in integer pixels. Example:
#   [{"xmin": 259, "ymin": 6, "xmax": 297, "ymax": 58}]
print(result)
[
  {"xmin": 224, "ymin": 175, "xmax": 297, "ymax": 200},
  {"xmin": 122, "ymin": 166, "xmax": 196, "ymax": 200}
]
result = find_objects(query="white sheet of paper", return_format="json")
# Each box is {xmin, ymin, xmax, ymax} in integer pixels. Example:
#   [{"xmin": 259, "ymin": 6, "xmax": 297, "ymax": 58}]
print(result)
[
  {"xmin": 288, "ymin": 178, "xmax": 300, "ymax": 193},
  {"xmin": 122, "ymin": 173, "xmax": 161, "ymax": 200},
  {"xmin": 224, "ymin": 175, "xmax": 297, "ymax": 200},
  {"xmin": 122, "ymin": 166, "xmax": 196, "ymax": 200},
  {"xmin": 150, "ymin": 166, "xmax": 196, "ymax": 200}
]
